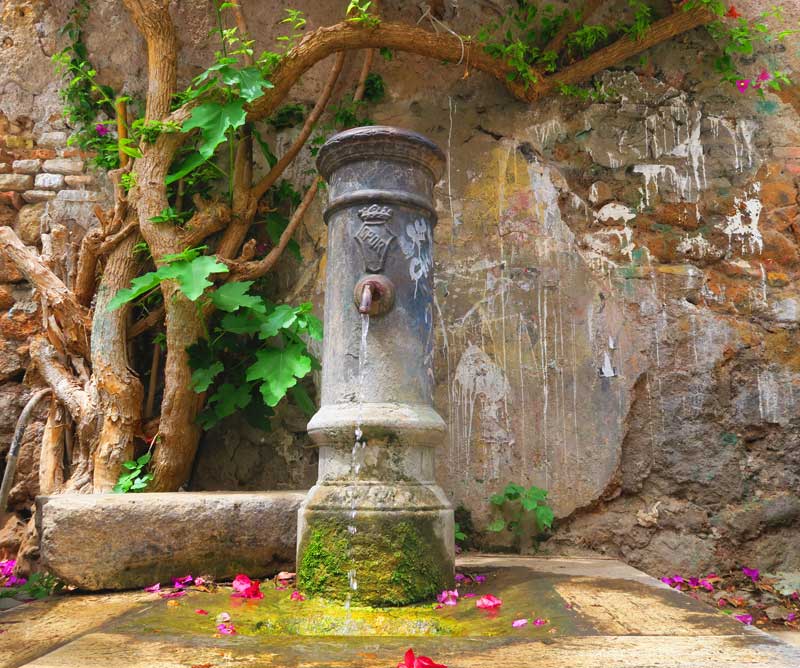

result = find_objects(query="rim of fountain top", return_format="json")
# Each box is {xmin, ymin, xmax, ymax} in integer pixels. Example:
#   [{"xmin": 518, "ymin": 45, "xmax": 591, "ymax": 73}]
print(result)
[{"xmin": 316, "ymin": 126, "xmax": 445, "ymax": 183}]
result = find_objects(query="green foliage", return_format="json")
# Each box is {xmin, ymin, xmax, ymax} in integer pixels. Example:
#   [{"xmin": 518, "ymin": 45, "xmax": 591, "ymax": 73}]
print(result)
[
  {"xmin": 0, "ymin": 572, "xmax": 64, "ymax": 600},
  {"xmin": 149, "ymin": 206, "xmax": 191, "ymax": 226},
  {"xmin": 269, "ymin": 103, "xmax": 306, "ymax": 130},
  {"xmin": 347, "ymin": 0, "xmax": 380, "ymax": 27},
  {"xmin": 188, "ymin": 281, "xmax": 322, "ymax": 429},
  {"xmin": 108, "ymin": 246, "xmax": 228, "ymax": 310},
  {"xmin": 477, "ymin": 2, "xmax": 568, "ymax": 86},
  {"xmin": 132, "ymin": 118, "xmax": 181, "ymax": 144},
  {"xmin": 379, "ymin": 47, "xmax": 394, "ymax": 61},
  {"xmin": 567, "ymin": 24, "xmax": 609, "ymax": 55},
  {"xmin": 621, "ymin": 0, "xmax": 654, "ymax": 41},
  {"xmin": 487, "ymin": 482, "xmax": 554, "ymax": 551},
  {"xmin": 557, "ymin": 80, "xmax": 615, "ymax": 102},
  {"xmin": 454, "ymin": 522, "xmax": 467, "ymax": 543},
  {"xmin": 120, "ymin": 172, "xmax": 137, "ymax": 192},
  {"xmin": 363, "ymin": 73, "xmax": 386, "ymax": 103},
  {"xmin": 113, "ymin": 451, "xmax": 154, "ymax": 493}
]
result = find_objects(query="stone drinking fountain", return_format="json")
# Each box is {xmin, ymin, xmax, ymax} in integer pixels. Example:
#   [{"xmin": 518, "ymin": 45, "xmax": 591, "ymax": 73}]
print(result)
[{"xmin": 296, "ymin": 126, "xmax": 454, "ymax": 606}]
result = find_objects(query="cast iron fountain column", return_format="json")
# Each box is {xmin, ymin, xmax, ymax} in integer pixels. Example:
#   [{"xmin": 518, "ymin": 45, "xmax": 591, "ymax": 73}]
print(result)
[{"xmin": 297, "ymin": 126, "xmax": 454, "ymax": 606}]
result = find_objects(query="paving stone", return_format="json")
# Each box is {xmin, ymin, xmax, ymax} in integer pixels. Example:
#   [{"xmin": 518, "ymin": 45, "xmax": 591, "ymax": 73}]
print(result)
[
  {"xmin": 0, "ymin": 173, "xmax": 34, "ymax": 191},
  {"xmin": 34, "ymin": 173, "xmax": 65, "ymax": 190},
  {"xmin": 37, "ymin": 491, "xmax": 305, "ymax": 590},
  {"xmin": 21, "ymin": 190, "xmax": 56, "ymax": 203},
  {"xmin": 41, "ymin": 158, "xmax": 84, "ymax": 175},
  {"xmin": 11, "ymin": 159, "xmax": 41, "ymax": 174}
]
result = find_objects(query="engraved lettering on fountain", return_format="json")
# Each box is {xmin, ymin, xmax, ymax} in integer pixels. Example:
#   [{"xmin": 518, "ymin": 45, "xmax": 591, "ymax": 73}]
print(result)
[{"xmin": 355, "ymin": 205, "xmax": 395, "ymax": 273}]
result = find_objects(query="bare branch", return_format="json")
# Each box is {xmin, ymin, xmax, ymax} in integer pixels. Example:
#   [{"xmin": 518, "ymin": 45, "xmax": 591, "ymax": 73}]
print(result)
[
  {"xmin": 178, "ymin": 196, "xmax": 232, "ymax": 247},
  {"xmin": 128, "ymin": 306, "xmax": 165, "ymax": 340},
  {"xmin": 229, "ymin": 177, "xmax": 320, "ymax": 282},
  {"xmin": 30, "ymin": 337, "xmax": 89, "ymax": 423},
  {"xmin": 0, "ymin": 226, "xmax": 91, "ymax": 356}
]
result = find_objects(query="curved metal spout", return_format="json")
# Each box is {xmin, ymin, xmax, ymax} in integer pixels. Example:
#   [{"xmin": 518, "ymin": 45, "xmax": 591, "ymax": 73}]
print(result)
[{"xmin": 358, "ymin": 283, "xmax": 373, "ymax": 314}]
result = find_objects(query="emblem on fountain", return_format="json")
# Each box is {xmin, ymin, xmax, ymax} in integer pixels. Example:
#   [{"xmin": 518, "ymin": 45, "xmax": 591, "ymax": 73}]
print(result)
[{"xmin": 354, "ymin": 204, "xmax": 395, "ymax": 273}]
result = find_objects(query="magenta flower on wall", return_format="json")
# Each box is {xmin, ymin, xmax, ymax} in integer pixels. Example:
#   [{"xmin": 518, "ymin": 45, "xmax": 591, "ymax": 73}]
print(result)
[{"xmin": 95, "ymin": 123, "xmax": 110, "ymax": 137}]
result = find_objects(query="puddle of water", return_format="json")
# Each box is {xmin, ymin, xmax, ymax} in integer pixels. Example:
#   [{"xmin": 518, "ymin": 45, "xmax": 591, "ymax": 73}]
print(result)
[{"xmin": 116, "ymin": 567, "xmax": 590, "ymax": 639}]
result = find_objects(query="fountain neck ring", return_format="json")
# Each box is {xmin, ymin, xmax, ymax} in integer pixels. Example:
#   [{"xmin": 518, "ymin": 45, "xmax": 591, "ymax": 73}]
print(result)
[{"xmin": 354, "ymin": 275, "xmax": 395, "ymax": 316}]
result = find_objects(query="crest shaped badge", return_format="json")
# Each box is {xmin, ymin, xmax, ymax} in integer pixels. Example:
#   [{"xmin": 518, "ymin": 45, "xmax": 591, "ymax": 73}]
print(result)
[{"xmin": 354, "ymin": 204, "xmax": 395, "ymax": 273}]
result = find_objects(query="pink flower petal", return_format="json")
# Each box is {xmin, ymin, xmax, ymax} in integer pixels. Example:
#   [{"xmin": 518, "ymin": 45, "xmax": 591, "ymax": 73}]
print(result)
[
  {"xmin": 463, "ymin": 592, "xmax": 477, "ymax": 598},
  {"xmin": 195, "ymin": 609, "xmax": 209, "ymax": 615},
  {"xmin": 232, "ymin": 573, "xmax": 252, "ymax": 593},
  {"xmin": 734, "ymin": 614, "xmax": 753, "ymax": 625},
  {"xmin": 216, "ymin": 622, "xmax": 236, "ymax": 635},
  {"xmin": 512, "ymin": 618, "xmax": 528, "ymax": 628},
  {"xmin": 215, "ymin": 612, "xmax": 231, "ymax": 623},
  {"xmin": 736, "ymin": 79, "xmax": 751, "ymax": 93},
  {"xmin": 159, "ymin": 590, "xmax": 186, "ymax": 599},
  {"xmin": 475, "ymin": 594, "xmax": 502, "ymax": 609},
  {"xmin": 290, "ymin": 590, "xmax": 305, "ymax": 601},
  {"xmin": 473, "ymin": 575, "xmax": 487, "ymax": 584},
  {"xmin": 436, "ymin": 589, "xmax": 459, "ymax": 606},
  {"xmin": 144, "ymin": 583, "xmax": 161, "ymax": 593},
  {"xmin": 533, "ymin": 617, "xmax": 547, "ymax": 626}
]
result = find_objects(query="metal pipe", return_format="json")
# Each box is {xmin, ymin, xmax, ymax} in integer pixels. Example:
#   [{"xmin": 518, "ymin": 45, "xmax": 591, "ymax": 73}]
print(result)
[
  {"xmin": 358, "ymin": 283, "xmax": 373, "ymax": 314},
  {"xmin": 0, "ymin": 388, "xmax": 50, "ymax": 511}
]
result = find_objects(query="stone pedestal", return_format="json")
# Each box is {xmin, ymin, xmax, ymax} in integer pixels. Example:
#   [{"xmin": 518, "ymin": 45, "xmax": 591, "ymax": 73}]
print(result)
[{"xmin": 297, "ymin": 127, "xmax": 454, "ymax": 606}]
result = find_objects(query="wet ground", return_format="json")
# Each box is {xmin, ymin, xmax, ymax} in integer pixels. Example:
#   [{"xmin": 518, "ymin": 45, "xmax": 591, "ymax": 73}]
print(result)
[{"xmin": 3, "ymin": 555, "xmax": 800, "ymax": 667}]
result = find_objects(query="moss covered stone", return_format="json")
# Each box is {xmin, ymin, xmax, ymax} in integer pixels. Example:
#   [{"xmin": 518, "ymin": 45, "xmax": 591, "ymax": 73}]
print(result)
[{"xmin": 298, "ymin": 515, "xmax": 451, "ymax": 606}]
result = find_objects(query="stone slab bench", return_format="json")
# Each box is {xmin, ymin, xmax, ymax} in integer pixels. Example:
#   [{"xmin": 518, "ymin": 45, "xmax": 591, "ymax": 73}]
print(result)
[{"xmin": 36, "ymin": 491, "xmax": 305, "ymax": 590}]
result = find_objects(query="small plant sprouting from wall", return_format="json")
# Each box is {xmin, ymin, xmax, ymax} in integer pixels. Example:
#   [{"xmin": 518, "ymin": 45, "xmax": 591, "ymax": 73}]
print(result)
[{"xmin": 487, "ymin": 483, "xmax": 555, "ymax": 553}]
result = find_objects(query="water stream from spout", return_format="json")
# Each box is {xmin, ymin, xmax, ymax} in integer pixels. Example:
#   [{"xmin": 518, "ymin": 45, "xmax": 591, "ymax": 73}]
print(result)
[{"xmin": 344, "ymin": 312, "xmax": 369, "ymax": 623}]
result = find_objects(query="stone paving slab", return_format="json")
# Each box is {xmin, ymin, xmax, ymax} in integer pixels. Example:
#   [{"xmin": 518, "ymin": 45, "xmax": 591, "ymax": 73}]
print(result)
[{"xmin": 4, "ymin": 556, "xmax": 800, "ymax": 668}]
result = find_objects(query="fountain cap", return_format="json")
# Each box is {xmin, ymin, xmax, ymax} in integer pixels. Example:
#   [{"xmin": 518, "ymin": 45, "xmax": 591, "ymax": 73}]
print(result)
[{"xmin": 316, "ymin": 126, "xmax": 445, "ymax": 183}]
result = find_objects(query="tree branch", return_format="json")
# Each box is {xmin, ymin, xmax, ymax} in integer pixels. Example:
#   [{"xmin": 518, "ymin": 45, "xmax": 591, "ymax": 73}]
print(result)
[
  {"xmin": 0, "ymin": 226, "xmax": 91, "ymax": 357},
  {"xmin": 128, "ymin": 306, "xmax": 164, "ymax": 340},
  {"xmin": 228, "ymin": 177, "xmax": 319, "ymax": 282},
  {"xmin": 545, "ymin": 0, "xmax": 607, "ymax": 57},
  {"xmin": 178, "ymin": 196, "xmax": 232, "ymax": 247},
  {"xmin": 536, "ymin": 6, "xmax": 715, "ymax": 97},
  {"xmin": 29, "ymin": 336, "xmax": 89, "ymax": 423}
]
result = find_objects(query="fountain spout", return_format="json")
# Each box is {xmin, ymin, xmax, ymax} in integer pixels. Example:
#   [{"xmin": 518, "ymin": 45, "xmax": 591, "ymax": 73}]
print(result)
[{"xmin": 358, "ymin": 283, "xmax": 373, "ymax": 315}]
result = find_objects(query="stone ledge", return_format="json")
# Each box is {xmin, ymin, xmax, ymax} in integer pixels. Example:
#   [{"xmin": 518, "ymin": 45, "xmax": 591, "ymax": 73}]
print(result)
[{"xmin": 36, "ymin": 491, "xmax": 306, "ymax": 591}]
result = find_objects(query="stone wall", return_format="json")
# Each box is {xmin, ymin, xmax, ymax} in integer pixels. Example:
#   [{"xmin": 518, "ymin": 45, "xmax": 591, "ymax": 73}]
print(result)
[{"xmin": 1, "ymin": 0, "xmax": 799, "ymax": 577}]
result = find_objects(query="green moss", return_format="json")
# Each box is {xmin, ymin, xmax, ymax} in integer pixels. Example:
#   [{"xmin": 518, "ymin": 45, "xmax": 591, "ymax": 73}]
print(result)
[{"xmin": 298, "ymin": 516, "xmax": 451, "ymax": 606}]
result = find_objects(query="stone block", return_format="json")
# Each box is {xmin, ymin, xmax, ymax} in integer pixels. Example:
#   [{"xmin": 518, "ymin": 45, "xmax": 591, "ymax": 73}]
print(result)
[
  {"xmin": 34, "ymin": 173, "xmax": 64, "ymax": 190},
  {"xmin": 0, "ymin": 174, "xmax": 33, "ymax": 191},
  {"xmin": 5, "ymin": 136, "xmax": 33, "ymax": 150},
  {"xmin": 22, "ymin": 190, "xmax": 56, "ymax": 203},
  {"xmin": 11, "ymin": 159, "xmax": 41, "ymax": 174},
  {"xmin": 42, "ymin": 159, "xmax": 84, "ymax": 175},
  {"xmin": 773, "ymin": 147, "xmax": 800, "ymax": 160},
  {"xmin": 0, "ymin": 163, "xmax": 11, "ymax": 174},
  {"xmin": 37, "ymin": 491, "xmax": 305, "ymax": 590},
  {"xmin": 16, "ymin": 202, "xmax": 45, "ymax": 244},
  {"xmin": 56, "ymin": 189, "xmax": 102, "ymax": 202},
  {"xmin": 64, "ymin": 174, "xmax": 94, "ymax": 187},
  {"xmin": 37, "ymin": 132, "xmax": 67, "ymax": 148}
]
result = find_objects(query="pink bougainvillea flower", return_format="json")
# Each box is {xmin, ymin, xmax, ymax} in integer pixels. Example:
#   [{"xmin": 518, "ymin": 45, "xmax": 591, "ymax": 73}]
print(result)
[
  {"xmin": 232, "ymin": 574, "xmax": 253, "ymax": 594},
  {"xmin": 436, "ymin": 589, "xmax": 459, "ymax": 606},
  {"xmin": 533, "ymin": 617, "xmax": 547, "ymax": 626},
  {"xmin": 232, "ymin": 578, "xmax": 263, "ymax": 600},
  {"xmin": 173, "ymin": 575, "xmax": 193, "ymax": 589},
  {"xmin": 290, "ymin": 590, "xmax": 305, "ymax": 601},
  {"xmin": 159, "ymin": 590, "xmax": 186, "ymax": 599},
  {"xmin": 718, "ymin": 598, "xmax": 728, "ymax": 607},
  {"xmin": 217, "ymin": 622, "xmax": 236, "ymax": 635},
  {"xmin": 756, "ymin": 69, "xmax": 771, "ymax": 83},
  {"xmin": 454, "ymin": 573, "xmax": 467, "ymax": 583},
  {"xmin": 0, "ymin": 560, "xmax": 14, "ymax": 578},
  {"xmin": 95, "ymin": 123, "xmax": 110, "ymax": 137},
  {"xmin": 736, "ymin": 79, "xmax": 751, "ymax": 93},
  {"xmin": 734, "ymin": 614, "xmax": 754, "ymax": 625},
  {"xmin": 397, "ymin": 648, "xmax": 447, "ymax": 668},
  {"xmin": 216, "ymin": 612, "xmax": 231, "ymax": 623},
  {"xmin": 699, "ymin": 578, "xmax": 714, "ymax": 592},
  {"xmin": 725, "ymin": 5, "xmax": 741, "ymax": 18},
  {"xmin": 791, "ymin": 592, "xmax": 799, "ymax": 601},
  {"xmin": 6, "ymin": 575, "xmax": 25, "ymax": 587},
  {"xmin": 512, "ymin": 618, "xmax": 528, "ymax": 628},
  {"xmin": 473, "ymin": 575, "xmax": 487, "ymax": 584},
  {"xmin": 463, "ymin": 592, "xmax": 477, "ymax": 598},
  {"xmin": 144, "ymin": 582, "xmax": 161, "ymax": 593},
  {"xmin": 476, "ymin": 594, "xmax": 502, "ymax": 610},
  {"xmin": 742, "ymin": 567, "xmax": 760, "ymax": 582},
  {"xmin": 194, "ymin": 577, "xmax": 206, "ymax": 587},
  {"xmin": 195, "ymin": 609, "xmax": 209, "ymax": 615},
  {"xmin": 787, "ymin": 613, "xmax": 797, "ymax": 622}
]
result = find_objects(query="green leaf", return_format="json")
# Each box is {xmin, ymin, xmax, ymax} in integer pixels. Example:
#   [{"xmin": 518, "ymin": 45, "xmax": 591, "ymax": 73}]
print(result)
[
  {"xmin": 290, "ymin": 385, "xmax": 316, "ymax": 416},
  {"xmin": 221, "ymin": 65, "xmax": 273, "ymax": 102},
  {"xmin": 503, "ymin": 483, "xmax": 525, "ymax": 500},
  {"xmin": 136, "ymin": 452, "xmax": 152, "ymax": 466},
  {"xmin": 182, "ymin": 100, "xmax": 247, "ymax": 159},
  {"xmin": 489, "ymin": 493, "xmax": 506, "ymax": 507},
  {"xmin": 258, "ymin": 304, "xmax": 298, "ymax": 339},
  {"xmin": 208, "ymin": 382, "xmax": 252, "ymax": 418},
  {"xmin": 535, "ymin": 505, "xmax": 555, "ymax": 529},
  {"xmin": 159, "ymin": 255, "xmax": 229, "ymax": 301},
  {"xmin": 122, "ymin": 460, "xmax": 138, "ymax": 470},
  {"xmin": 211, "ymin": 281, "xmax": 264, "ymax": 312},
  {"xmin": 487, "ymin": 518, "xmax": 507, "ymax": 532},
  {"xmin": 245, "ymin": 341, "xmax": 312, "ymax": 407},
  {"xmin": 166, "ymin": 152, "xmax": 210, "ymax": 185},
  {"xmin": 301, "ymin": 313, "xmax": 323, "ymax": 341},
  {"xmin": 521, "ymin": 496, "xmax": 540, "ymax": 511},
  {"xmin": 253, "ymin": 129, "xmax": 277, "ymax": 167},
  {"xmin": 191, "ymin": 360, "xmax": 224, "ymax": 392},
  {"xmin": 107, "ymin": 271, "xmax": 163, "ymax": 311},
  {"xmin": 221, "ymin": 309, "xmax": 267, "ymax": 334}
]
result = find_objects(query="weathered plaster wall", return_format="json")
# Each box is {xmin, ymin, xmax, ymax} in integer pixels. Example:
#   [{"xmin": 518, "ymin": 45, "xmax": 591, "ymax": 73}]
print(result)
[{"xmin": 2, "ymin": 0, "xmax": 800, "ymax": 576}]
